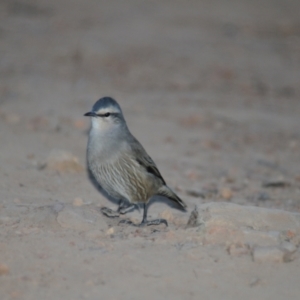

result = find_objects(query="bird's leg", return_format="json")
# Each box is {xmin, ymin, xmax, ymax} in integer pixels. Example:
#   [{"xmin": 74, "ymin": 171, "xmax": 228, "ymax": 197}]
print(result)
[
  {"xmin": 119, "ymin": 203, "xmax": 168, "ymax": 227},
  {"xmin": 117, "ymin": 200, "xmax": 136, "ymax": 214},
  {"xmin": 141, "ymin": 203, "xmax": 148, "ymax": 223},
  {"xmin": 101, "ymin": 200, "xmax": 136, "ymax": 219},
  {"xmin": 140, "ymin": 203, "xmax": 168, "ymax": 227}
]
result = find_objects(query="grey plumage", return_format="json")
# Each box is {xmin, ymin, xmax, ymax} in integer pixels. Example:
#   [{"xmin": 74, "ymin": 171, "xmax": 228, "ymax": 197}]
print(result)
[{"xmin": 84, "ymin": 97, "xmax": 186, "ymax": 226}]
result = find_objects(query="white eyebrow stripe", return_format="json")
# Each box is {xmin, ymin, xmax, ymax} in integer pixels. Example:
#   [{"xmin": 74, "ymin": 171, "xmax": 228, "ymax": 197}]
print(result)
[{"xmin": 96, "ymin": 108, "xmax": 120, "ymax": 114}]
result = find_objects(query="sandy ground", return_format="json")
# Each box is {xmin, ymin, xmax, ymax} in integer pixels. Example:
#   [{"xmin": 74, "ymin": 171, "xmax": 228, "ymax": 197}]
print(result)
[{"xmin": 1, "ymin": 0, "xmax": 300, "ymax": 299}]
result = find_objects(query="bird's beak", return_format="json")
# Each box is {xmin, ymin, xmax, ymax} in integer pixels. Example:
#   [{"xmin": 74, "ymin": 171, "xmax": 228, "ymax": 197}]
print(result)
[{"xmin": 84, "ymin": 111, "xmax": 97, "ymax": 117}]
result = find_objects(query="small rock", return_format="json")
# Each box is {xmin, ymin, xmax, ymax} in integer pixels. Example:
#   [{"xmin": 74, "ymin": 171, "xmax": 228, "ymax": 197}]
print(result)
[
  {"xmin": 72, "ymin": 197, "xmax": 84, "ymax": 207},
  {"xmin": 280, "ymin": 229, "xmax": 297, "ymax": 242},
  {"xmin": 105, "ymin": 227, "xmax": 114, "ymax": 236},
  {"xmin": 0, "ymin": 264, "xmax": 9, "ymax": 275},
  {"xmin": 45, "ymin": 149, "xmax": 84, "ymax": 173},
  {"xmin": 280, "ymin": 241, "xmax": 297, "ymax": 253},
  {"xmin": 185, "ymin": 206, "xmax": 199, "ymax": 228},
  {"xmin": 159, "ymin": 210, "xmax": 175, "ymax": 223},
  {"xmin": 252, "ymin": 246, "xmax": 285, "ymax": 263},
  {"xmin": 280, "ymin": 242, "xmax": 297, "ymax": 262},
  {"xmin": 73, "ymin": 119, "xmax": 87, "ymax": 130},
  {"xmin": 220, "ymin": 188, "xmax": 233, "ymax": 200}
]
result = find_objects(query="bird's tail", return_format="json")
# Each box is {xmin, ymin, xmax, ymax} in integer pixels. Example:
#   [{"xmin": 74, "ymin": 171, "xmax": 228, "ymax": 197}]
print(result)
[{"xmin": 157, "ymin": 185, "xmax": 187, "ymax": 210}]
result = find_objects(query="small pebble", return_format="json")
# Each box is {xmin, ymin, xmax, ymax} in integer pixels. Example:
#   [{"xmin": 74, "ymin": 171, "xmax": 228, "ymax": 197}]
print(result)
[
  {"xmin": 45, "ymin": 149, "xmax": 84, "ymax": 173},
  {"xmin": 185, "ymin": 206, "xmax": 199, "ymax": 228},
  {"xmin": 220, "ymin": 188, "xmax": 233, "ymax": 200},
  {"xmin": 0, "ymin": 264, "xmax": 9, "ymax": 275},
  {"xmin": 159, "ymin": 210, "xmax": 175, "ymax": 223},
  {"xmin": 72, "ymin": 197, "xmax": 84, "ymax": 207},
  {"xmin": 106, "ymin": 227, "xmax": 115, "ymax": 236},
  {"xmin": 73, "ymin": 119, "xmax": 87, "ymax": 130}
]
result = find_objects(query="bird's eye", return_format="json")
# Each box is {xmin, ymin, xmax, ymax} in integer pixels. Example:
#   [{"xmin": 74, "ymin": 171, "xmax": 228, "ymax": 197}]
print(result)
[{"xmin": 103, "ymin": 113, "xmax": 110, "ymax": 117}]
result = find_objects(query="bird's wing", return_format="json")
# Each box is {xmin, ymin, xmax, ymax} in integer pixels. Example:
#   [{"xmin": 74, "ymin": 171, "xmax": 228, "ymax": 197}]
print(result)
[
  {"xmin": 130, "ymin": 137, "xmax": 166, "ymax": 185},
  {"xmin": 128, "ymin": 135, "xmax": 187, "ymax": 210}
]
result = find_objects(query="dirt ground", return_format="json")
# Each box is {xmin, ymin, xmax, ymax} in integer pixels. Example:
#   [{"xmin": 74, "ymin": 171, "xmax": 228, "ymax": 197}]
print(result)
[{"xmin": 1, "ymin": 0, "xmax": 300, "ymax": 299}]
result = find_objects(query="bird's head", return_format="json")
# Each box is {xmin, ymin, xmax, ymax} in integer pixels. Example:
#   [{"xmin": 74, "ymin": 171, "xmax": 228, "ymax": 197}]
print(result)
[{"xmin": 84, "ymin": 97, "xmax": 126, "ymax": 133}]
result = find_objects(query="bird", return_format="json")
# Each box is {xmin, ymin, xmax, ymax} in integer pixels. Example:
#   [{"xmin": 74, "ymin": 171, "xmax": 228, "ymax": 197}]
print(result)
[{"xmin": 84, "ymin": 97, "xmax": 187, "ymax": 226}]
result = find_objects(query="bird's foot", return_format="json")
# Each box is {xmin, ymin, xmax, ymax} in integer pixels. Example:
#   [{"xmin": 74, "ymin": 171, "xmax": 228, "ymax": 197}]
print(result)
[
  {"xmin": 118, "ymin": 219, "xmax": 138, "ymax": 226},
  {"xmin": 100, "ymin": 207, "xmax": 120, "ymax": 218},
  {"xmin": 118, "ymin": 203, "xmax": 136, "ymax": 215},
  {"xmin": 141, "ymin": 218, "xmax": 168, "ymax": 227},
  {"xmin": 118, "ymin": 218, "xmax": 168, "ymax": 227}
]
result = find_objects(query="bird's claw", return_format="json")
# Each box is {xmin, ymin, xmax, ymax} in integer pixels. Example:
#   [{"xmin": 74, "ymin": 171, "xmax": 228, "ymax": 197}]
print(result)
[
  {"xmin": 118, "ymin": 218, "xmax": 168, "ymax": 227},
  {"xmin": 141, "ymin": 218, "xmax": 168, "ymax": 227},
  {"xmin": 118, "ymin": 219, "xmax": 137, "ymax": 226},
  {"xmin": 100, "ymin": 207, "xmax": 120, "ymax": 218}
]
